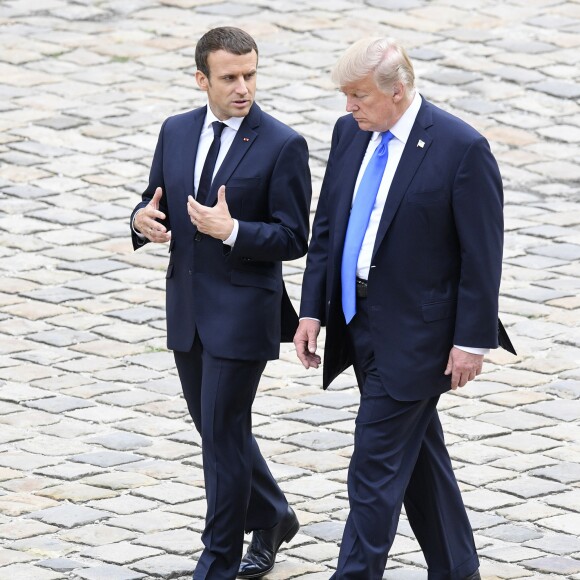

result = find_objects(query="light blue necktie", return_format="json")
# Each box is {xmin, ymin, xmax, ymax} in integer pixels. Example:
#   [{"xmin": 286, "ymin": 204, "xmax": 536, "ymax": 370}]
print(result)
[{"xmin": 341, "ymin": 131, "xmax": 394, "ymax": 323}]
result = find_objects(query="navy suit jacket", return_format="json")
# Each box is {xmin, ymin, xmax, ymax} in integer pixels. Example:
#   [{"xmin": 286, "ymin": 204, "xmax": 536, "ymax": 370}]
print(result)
[
  {"xmin": 132, "ymin": 103, "xmax": 311, "ymax": 360},
  {"xmin": 300, "ymin": 98, "xmax": 505, "ymax": 400}
]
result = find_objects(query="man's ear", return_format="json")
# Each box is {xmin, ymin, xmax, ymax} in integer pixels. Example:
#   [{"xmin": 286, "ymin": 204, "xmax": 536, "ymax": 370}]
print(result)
[
  {"xmin": 392, "ymin": 81, "xmax": 405, "ymax": 103},
  {"xmin": 196, "ymin": 70, "xmax": 209, "ymax": 92}
]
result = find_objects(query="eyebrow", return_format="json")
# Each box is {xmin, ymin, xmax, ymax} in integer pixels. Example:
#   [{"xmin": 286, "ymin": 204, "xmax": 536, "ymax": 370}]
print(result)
[{"xmin": 219, "ymin": 69, "xmax": 257, "ymax": 78}]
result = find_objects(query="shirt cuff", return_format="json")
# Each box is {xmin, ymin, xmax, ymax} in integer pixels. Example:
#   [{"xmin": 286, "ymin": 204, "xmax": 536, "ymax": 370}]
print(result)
[
  {"xmin": 299, "ymin": 317, "xmax": 321, "ymax": 323},
  {"xmin": 223, "ymin": 219, "xmax": 239, "ymax": 247},
  {"xmin": 454, "ymin": 345, "xmax": 489, "ymax": 355}
]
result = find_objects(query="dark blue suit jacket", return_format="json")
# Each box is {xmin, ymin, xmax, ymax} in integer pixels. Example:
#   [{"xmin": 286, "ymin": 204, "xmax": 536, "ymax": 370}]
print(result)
[
  {"xmin": 300, "ymin": 98, "xmax": 504, "ymax": 400},
  {"xmin": 132, "ymin": 104, "xmax": 311, "ymax": 360}
]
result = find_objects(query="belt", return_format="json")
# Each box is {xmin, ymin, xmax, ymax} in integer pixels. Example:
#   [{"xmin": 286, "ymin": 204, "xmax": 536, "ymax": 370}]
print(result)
[{"xmin": 356, "ymin": 277, "xmax": 368, "ymax": 298}]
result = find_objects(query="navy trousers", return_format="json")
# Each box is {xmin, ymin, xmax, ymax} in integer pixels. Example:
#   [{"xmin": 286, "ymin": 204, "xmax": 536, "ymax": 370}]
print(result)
[
  {"xmin": 331, "ymin": 298, "xmax": 479, "ymax": 579},
  {"xmin": 174, "ymin": 333, "xmax": 288, "ymax": 580}
]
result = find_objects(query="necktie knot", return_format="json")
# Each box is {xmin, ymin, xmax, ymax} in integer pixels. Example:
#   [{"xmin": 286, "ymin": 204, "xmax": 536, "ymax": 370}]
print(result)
[
  {"xmin": 376, "ymin": 130, "xmax": 394, "ymax": 157},
  {"xmin": 212, "ymin": 121, "xmax": 226, "ymax": 138}
]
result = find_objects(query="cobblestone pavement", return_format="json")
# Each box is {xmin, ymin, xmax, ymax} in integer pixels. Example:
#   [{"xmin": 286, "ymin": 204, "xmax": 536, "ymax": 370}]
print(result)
[{"xmin": 0, "ymin": 0, "xmax": 579, "ymax": 578}]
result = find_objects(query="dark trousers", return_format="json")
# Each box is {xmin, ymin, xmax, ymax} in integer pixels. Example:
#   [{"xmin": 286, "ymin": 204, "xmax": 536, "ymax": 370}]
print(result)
[
  {"xmin": 331, "ymin": 298, "xmax": 479, "ymax": 580},
  {"xmin": 174, "ymin": 333, "xmax": 288, "ymax": 580}
]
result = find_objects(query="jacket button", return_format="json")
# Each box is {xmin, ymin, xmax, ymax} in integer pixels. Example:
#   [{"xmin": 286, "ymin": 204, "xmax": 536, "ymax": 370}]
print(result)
[{"xmin": 194, "ymin": 233, "xmax": 202, "ymax": 242}]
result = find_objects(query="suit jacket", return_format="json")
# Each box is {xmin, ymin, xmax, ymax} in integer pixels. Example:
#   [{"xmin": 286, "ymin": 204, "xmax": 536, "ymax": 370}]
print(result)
[
  {"xmin": 131, "ymin": 103, "xmax": 311, "ymax": 360},
  {"xmin": 300, "ymin": 98, "xmax": 505, "ymax": 400}
]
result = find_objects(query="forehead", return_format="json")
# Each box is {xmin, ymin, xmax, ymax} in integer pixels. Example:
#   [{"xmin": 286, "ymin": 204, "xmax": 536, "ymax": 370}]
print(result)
[
  {"xmin": 206, "ymin": 49, "xmax": 257, "ymax": 74},
  {"xmin": 341, "ymin": 73, "xmax": 378, "ymax": 94}
]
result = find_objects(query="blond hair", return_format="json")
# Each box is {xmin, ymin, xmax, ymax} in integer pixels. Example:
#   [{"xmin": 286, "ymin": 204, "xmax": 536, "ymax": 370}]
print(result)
[{"xmin": 331, "ymin": 38, "xmax": 415, "ymax": 93}]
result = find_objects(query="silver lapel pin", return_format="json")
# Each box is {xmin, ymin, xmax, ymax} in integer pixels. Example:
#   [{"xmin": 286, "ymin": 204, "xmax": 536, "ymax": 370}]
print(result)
[{"xmin": 417, "ymin": 139, "xmax": 425, "ymax": 148}]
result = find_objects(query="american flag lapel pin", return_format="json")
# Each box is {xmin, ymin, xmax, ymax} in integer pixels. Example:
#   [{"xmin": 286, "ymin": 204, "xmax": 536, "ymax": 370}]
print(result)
[{"xmin": 417, "ymin": 139, "xmax": 425, "ymax": 148}]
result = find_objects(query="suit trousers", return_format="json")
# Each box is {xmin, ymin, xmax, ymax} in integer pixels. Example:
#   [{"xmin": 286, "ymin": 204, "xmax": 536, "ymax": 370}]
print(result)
[
  {"xmin": 331, "ymin": 298, "xmax": 479, "ymax": 580},
  {"xmin": 174, "ymin": 333, "xmax": 288, "ymax": 580}
]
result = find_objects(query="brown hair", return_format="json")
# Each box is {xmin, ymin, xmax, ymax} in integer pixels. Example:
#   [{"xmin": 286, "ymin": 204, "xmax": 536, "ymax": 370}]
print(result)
[{"xmin": 195, "ymin": 27, "xmax": 258, "ymax": 78}]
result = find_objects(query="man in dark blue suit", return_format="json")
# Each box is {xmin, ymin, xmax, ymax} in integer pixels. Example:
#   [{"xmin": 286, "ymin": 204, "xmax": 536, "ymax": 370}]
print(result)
[
  {"xmin": 131, "ymin": 27, "xmax": 310, "ymax": 580},
  {"xmin": 295, "ymin": 38, "xmax": 509, "ymax": 579}
]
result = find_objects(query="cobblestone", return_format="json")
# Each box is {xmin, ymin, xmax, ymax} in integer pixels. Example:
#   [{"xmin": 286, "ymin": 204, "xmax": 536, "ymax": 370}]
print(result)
[{"xmin": 0, "ymin": 0, "xmax": 579, "ymax": 578}]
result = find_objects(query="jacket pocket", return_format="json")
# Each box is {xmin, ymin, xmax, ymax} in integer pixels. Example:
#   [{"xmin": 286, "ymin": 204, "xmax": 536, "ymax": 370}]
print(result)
[
  {"xmin": 231, "ymin": 269, "xmax": 277, "ymax": 291},
  {"xmin": 422, "ymin": 300, "xmax": 455, "ymax": 322},
  {"xmin": 227, "ymin": 177, "xmax": 261, "ymax": 188},
  {"xmin": 407, "ymin": 187, "xmax": 447, "ymax": 204}
]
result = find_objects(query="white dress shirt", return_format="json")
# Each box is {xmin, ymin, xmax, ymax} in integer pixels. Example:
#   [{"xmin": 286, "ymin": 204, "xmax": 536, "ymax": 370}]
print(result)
[{"xmin": 133, "ymin": 103, "xmax": 241, "ymax": 246}]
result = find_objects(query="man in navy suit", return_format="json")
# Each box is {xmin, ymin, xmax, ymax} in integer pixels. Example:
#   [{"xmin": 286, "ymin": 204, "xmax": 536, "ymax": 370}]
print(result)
[
  {"xmin": 294, "ymin": 38, "xmax": 506, "ymax": 579},
  {"xmin": 131, "ymin": 27, "xmax": 310, "ymax": 580}
]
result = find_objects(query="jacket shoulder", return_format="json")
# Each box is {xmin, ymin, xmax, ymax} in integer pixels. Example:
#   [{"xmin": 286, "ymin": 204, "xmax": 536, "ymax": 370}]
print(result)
[
  {"xmin": 424, "ymin": 100, "xmax": 485, "ymax": 144},
  {"xmin": 162, "ymin": 108, "xmax": 202, "ymax": 129},
  {"xmin": 257, "ymin": 108, "xmax": 304, "ymax": 142}
]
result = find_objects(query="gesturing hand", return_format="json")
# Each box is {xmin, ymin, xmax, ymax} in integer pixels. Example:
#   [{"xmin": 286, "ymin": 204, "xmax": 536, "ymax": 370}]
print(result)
[
  {"xmin": 187, "ymin": 185, "xmax": 234, "ymax": 241},
  {"xmin": 134, "ymin": 187, "xmax": 171, "ymax": 243}
]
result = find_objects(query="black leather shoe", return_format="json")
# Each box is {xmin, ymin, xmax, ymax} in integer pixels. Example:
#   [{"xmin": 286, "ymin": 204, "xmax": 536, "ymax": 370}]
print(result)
[
  {"xmin": 238, "ymin": 507, "xmax": 299, "ymax": 579},
  {"xmin": 464, "ymin": 570, "xmax": 481, "ymax": 580}
]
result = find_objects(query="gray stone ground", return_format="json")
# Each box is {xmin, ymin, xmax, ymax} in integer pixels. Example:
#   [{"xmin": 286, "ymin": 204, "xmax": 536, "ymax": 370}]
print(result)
[{"xmin": 0, "ymin": 0, "xmax": 579, "ymax": 578}]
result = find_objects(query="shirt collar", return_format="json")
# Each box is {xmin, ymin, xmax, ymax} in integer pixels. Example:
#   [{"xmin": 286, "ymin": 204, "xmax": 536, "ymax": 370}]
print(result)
[
  {"xmin": 205, "ymin": 104, "xmax": 244, "ymax": 132},
  {"xmin": 370, "ymin": 91, "xmax": 422, "ymax": 145}
]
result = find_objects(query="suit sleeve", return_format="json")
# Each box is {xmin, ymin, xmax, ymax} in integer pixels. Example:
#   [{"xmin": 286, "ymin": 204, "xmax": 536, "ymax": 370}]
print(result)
[
  {"xmin": 452, "ymin": 136, "xmax": 504, "ymax": 348},
  {"xmin": 229, "ymin": 134, "xmax": 311, "ymax": 262},
  {"xmin": 299, "ymin": 122, "xmax": 341, "ymax": 324},
  {"xmin": 130, "ymin": 119, "xmax": 170, "ymax": 251}
]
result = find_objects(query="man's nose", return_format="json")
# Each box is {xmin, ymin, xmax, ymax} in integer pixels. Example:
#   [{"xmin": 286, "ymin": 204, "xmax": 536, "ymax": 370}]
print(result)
[
  {"xmin": 346, "ymin": 98, "xmax": 357, "ymax": 112},
  {"xmin": 235, "ymin": 79, "xmax": 248, "ymax": 94}
]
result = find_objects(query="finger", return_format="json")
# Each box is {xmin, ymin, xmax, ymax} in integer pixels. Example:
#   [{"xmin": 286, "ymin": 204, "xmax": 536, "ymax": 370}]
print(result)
[
  {"xmin": 217, "ymin": 185, "xmax": 226, "ymax": 204},
  {"xmin": 188, "ymin": 195, "xmax": 202, "ymax": 210},
  {"xmin": 294, "ymin": 337, "xmax": 309, "ymax": 368},
  {"xmin": 444, "ymin": 352, "xmax": 453, "ymax": 376},
  {"xmin": 296, "ymin": 347, "xmax": 310, "ymax": 368},
  {"xmin": 150, "ymin": 187, "xmax": 163, "ymax": 210},
  {"xmin": 308, "ymin": 339, "xmax": 317, "ymax": 354},
  {"xmin": 148, "ymin": 209, "xmax": 166, "ymax": 221},
  {"xmin": 450, "ymin": 369, "xmax": 459, "ymax": 390}
]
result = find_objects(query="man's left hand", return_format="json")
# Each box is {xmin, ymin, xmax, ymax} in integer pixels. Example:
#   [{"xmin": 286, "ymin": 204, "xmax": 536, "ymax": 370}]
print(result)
[
  {"xmin": 444, "ymin": 347, "xmax": 484, "ymax": 390},
  {"xmin": 187, "ymin": 185, "xmax": 234, "ymax": 241}
]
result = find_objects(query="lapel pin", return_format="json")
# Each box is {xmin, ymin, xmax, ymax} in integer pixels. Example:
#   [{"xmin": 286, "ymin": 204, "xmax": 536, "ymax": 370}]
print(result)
[
  {"xmin": 243, "ymin": 137, "xmax": 250, "ymax": 142},
  {"xmin": 417, "ymin": 140, "xmax": 425, "ymax": 148}
]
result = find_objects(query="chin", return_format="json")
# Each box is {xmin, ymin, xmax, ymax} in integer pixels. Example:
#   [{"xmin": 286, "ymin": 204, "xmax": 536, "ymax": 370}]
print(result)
[{"xmin": 230, "ymin": 108, "xmax": 250, "ymax": 117}]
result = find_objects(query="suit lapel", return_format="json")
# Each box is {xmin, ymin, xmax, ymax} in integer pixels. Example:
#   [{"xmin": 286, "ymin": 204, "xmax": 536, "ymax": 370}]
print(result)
[
  {"xmin": 372, "ymin": 101, "xmax": 433, "ymax": 260},
  {"xmin": 205, "ymin": 104, "xmax": 260, "ymax": 206}
]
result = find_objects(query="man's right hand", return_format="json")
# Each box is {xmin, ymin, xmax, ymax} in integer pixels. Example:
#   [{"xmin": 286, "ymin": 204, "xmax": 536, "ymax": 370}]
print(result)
[
  {"xmin": 134, "ymin": 187, "xmax": 171, "ymax": 243},
  {"xmin": 294, "ymin": 319, "xmax": 322, "ymax": 369}
]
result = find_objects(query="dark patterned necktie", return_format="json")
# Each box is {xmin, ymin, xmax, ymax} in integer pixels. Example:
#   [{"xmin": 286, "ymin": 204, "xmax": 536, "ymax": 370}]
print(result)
[{"xmin": 196, "ymin": 121, "xmax": 226, "ymax": 205}]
